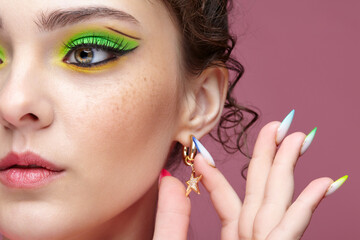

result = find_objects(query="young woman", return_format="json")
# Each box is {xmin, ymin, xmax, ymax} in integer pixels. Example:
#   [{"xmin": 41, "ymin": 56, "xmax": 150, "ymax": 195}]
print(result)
[{"xmin": 0, "ymin": 0, "xmax": 347, "ymax": 239}]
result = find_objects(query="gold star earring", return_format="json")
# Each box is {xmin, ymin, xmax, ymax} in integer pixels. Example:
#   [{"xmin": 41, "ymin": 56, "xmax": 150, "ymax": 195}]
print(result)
[{"xmin": 183, "ymin": 135, "xmax": 203, "ymax": 197}]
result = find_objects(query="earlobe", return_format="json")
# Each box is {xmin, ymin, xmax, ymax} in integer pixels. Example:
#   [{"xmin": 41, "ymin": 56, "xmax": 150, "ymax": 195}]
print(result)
[{"xmin": 174, "ymin": 66, "xmax": 229, "ymax": 146}]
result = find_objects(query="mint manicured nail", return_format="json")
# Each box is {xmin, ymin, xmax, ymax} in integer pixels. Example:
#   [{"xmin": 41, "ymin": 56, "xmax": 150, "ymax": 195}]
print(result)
[
  {"xmin": 325, "ymin": 175, "xmax": 348, "ymax": 197},
  {"xmin": 276, "ymin": 109, "xmax": 295, "ymax": 145},
  {"xmin": 300, "ymin": 127, "xmax": 317, "ymax": 155},
  {"xmin": 192, "ymin": 136, "xmax": 215, "ymax": 167}
]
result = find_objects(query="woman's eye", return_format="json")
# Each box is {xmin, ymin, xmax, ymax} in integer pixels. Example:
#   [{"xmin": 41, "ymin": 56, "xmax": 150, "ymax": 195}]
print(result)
[
  {"xmin": 64, "ymin": 47, "xmax": 117, "ymax": 67},
  {"xmin": 60, "ymin": 31, "xmax": 140, "ymax": 69}
]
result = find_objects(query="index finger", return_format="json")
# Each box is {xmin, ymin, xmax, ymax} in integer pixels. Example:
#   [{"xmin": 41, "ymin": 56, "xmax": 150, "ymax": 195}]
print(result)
[{"xmin": 153, "ymin": 176, "xmax": 191, "ymax": 240}]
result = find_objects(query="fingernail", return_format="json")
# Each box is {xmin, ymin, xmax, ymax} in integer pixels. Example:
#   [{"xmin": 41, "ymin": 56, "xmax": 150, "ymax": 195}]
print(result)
[
  {"xmin": 192, "ymin": 136, "xmax": 216, "ymax": 167},
  {"xmin": 325, "ymin": 175, "xmax": 348, "ymax": 197},
  {"xmin": 300, "ymin": 127, "xmax": 317, "ymax": 156},
  {"xmin": 158, "ymin": 169, "xmax": 171, "ymax": 185},
  {"xmin": 276, "ymin": 109, "xmax": 295, "ymax": 145}
]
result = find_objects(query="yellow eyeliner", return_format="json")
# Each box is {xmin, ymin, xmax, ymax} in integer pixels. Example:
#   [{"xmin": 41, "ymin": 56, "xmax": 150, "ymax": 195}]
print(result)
[{"xmin": 57, "ymin": 56, "xmax": 128, "ymax": 74}]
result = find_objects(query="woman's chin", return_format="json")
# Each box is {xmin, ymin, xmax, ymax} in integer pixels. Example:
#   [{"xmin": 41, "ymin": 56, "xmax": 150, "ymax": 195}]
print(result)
[
  {"xmin": 1, "ymin": 224, "xmax": 68, "ymax": 240},
  {"xmin": 0, "ymin": 205, "xmax": 85, "ymax": 240}
]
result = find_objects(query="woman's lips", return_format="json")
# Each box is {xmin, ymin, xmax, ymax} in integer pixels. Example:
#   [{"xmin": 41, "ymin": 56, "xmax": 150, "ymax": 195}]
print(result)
[{"xmin": 0, "ymin": 151, "xmax": 65, "ymax": 189}]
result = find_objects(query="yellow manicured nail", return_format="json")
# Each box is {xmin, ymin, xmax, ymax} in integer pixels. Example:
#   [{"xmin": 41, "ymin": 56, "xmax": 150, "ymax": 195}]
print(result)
[{"xmin": 325, "ymin": 175, "xmax": 348, "ymax": 197}]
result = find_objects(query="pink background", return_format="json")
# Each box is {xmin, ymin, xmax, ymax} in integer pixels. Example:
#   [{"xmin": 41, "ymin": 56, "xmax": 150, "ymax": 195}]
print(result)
[{"xmin": 180, "ymin": 0, "xmax": 359, "ymax": 239}]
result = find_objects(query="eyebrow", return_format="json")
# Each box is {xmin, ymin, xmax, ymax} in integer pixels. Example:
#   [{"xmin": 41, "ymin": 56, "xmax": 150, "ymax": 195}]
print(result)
[{"xmin": 33, "ymin": 6, "xmax": 140, "ymax": 32}]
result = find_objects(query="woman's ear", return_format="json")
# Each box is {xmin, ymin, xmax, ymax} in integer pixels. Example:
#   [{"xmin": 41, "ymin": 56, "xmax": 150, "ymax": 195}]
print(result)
[{"xmin": 174, "ymin": 65, "xmax": 229, "ymax": 146}]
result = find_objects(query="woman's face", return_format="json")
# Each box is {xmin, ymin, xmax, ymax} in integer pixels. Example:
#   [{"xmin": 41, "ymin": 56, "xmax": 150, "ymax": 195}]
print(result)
[{"xmin": 0, "ymin": 0, "xmax": 183, "ymax": 238}]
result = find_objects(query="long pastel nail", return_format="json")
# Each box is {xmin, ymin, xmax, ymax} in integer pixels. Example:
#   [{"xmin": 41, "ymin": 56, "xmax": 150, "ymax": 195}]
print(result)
[
  {"xmin": 192, "ymin": 136, "xmax": 216, "ymax": 167},
  {"xmin": 300, "ymin": 127, "xmax": 317, "ymax": 155},
  {"xmin": 276, "ymin": 109, "xmax": 295, "ymax": 145},
  {"xmin": 325, "ymin": 175, "xmax": 348, "ymax": 197},
  {"xmin": 158, "ymin": 169, "xmax": 171, "ymax": 185}
]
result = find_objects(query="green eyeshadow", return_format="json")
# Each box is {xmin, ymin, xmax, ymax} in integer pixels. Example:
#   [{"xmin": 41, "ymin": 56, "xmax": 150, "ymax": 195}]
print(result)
[
  {"xmin": 59, "ymin": 29, "xmax": 139, "ymax": 57},
  {"xmin": 0, "ymin": 46, "xmax": 5, "ymax": 63}
]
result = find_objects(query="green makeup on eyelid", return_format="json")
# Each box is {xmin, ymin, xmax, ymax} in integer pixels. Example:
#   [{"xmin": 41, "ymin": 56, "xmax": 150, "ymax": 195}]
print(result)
[
  {"xmin": 58, "ymin": 29, "xmax": 140, "ymax": 57},
  {"xmin": 0, "ymin": 45, "xmax": 5, "ymax": 62}
]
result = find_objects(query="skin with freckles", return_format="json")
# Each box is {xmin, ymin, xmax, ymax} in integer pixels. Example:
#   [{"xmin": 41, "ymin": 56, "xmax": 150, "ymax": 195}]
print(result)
[
  {"xmin": 0, "ymin": 1, "xmax": 344, "ymax": 240},
  {"xmin": 0, "ymin": 0, "xmax": 190, "ymax": 239}
]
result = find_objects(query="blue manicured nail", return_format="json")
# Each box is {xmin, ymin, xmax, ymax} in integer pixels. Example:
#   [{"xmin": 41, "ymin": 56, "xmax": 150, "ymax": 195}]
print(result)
[
  {"xmin": 276, "ymin": 109, "xmax": 295, "ymax": 145},
  {"xmin": 192, "ymin": 136, "xmax": 215, "ymax": 167}
]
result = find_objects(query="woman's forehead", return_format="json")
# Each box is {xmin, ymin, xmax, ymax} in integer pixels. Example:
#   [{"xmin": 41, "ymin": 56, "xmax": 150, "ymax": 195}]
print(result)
[{"xmin": 0, "ymin": 0, "xmax": 172, "ymax": 34}]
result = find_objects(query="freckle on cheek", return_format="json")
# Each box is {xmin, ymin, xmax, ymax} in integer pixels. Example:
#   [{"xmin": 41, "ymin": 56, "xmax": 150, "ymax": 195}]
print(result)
[{"xmin": 112, "ymin": 104, "xmax": 120, "ymax": 114}]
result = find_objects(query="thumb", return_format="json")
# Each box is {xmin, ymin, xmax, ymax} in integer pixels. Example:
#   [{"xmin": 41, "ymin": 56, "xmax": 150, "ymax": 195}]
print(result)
[{"xmin": 153, "ymin": 172, "xmax": 191, "ymax": 240}]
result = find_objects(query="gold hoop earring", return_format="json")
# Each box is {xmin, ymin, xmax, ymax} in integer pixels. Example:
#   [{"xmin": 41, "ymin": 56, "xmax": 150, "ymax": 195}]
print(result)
[{"xmin": 183, "ymin": 135, "xmax": 203, "ymax": 197}]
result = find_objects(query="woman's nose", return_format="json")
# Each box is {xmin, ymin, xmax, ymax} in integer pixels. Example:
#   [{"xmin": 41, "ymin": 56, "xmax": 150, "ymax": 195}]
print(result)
[{"xmin": 0, "ymin": 68, "xmax": 54, "ymax": 131}]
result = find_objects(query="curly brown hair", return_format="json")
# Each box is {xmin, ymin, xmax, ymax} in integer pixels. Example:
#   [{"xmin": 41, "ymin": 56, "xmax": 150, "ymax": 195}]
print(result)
[{"xmin": 162, "ymin": 0, "xmax": 258, "ymax": 174}]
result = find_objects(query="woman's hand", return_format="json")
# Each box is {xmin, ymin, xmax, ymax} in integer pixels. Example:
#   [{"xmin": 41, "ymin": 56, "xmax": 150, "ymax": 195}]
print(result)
[{"xmin": 153, "ymin": 120, "xmax": 346, "ymax": 240}]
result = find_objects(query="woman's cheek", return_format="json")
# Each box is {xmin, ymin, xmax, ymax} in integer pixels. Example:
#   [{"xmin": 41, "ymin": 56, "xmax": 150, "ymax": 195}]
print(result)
[{"xmin": 63, "ymin": 71, "xmax": 178, "ymax": 162}]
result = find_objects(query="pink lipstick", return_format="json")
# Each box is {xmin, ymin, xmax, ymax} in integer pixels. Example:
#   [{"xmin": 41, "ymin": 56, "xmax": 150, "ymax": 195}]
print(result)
[{"xmin": 0, "ymin": 151, "xmax": 65, "ymax": 189}]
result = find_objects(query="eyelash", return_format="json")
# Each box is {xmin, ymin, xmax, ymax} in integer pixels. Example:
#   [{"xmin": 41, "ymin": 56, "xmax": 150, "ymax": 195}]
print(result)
[{"xmin": 62, "ymin": 35, "xmax": 136, "ymax": 68}]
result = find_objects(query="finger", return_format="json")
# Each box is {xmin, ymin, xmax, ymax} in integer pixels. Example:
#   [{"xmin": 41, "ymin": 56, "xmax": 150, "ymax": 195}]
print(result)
[
  {"xmin": 267, "ymin": 177, "xmax": 333, "ymax": 240},
  {"xmin": 153, "ymin": 176, "xmax": 191, "ymax": 240},
  {"xmin": 253, "ymin": 132, "xmax": 306, "ymax": 239},
  {"xmin": 238, "ymin": 121, "xmax": 280, "ymax": 239},
  {"xmin": 193, "ymin": 154, "xmax": 241, "ymax": 240}
]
